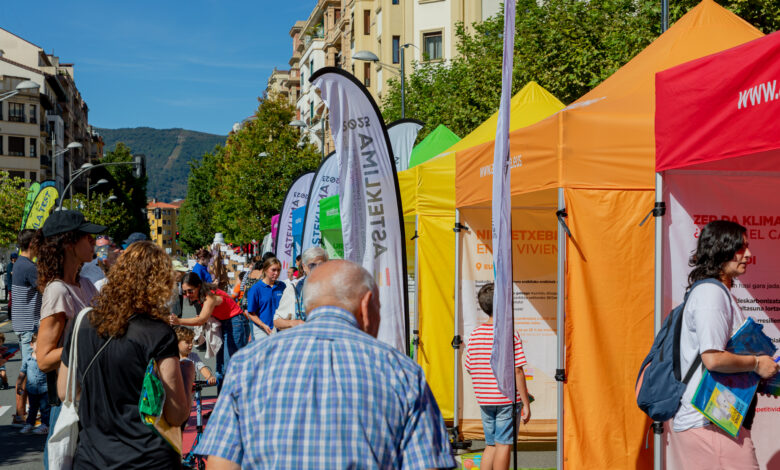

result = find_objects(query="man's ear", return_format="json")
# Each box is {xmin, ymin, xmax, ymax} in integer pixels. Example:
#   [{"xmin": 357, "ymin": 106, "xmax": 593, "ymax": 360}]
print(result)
[{"xmin": 358, "ymin": 289, "xmax": 373, "ymax": 332}]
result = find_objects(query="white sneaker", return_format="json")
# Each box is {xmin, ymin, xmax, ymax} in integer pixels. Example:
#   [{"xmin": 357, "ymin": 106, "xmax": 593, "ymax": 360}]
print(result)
[
  {"xmin": 19, "ymin": 424, "xmax": 34, "ymax": 434},
  {"xmin": 32, "ymin": 424, "xmax": 49, "ymax": 435}
]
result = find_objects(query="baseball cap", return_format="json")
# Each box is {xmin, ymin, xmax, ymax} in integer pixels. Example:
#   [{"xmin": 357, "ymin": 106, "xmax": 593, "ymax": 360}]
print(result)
[
  {"xmin": 42, "ymin": 210, "xmax": 106, "ymax": 238},
  {"xmin": 122, "ymin": 232, "xmax": 148, "ymax": 249},
  {"xmin": 10, "ymin": 253, "xmax": 18, "ymax": 259}
]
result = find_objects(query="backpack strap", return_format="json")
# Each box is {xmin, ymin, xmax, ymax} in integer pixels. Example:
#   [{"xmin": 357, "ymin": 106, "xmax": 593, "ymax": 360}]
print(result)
[{"xmin": 674, "ymin": 278, "xmax": 731, "ymax": 382}]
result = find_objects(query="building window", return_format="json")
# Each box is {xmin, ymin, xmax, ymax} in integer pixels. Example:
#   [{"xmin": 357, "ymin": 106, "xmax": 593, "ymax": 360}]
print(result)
[
  {"xmin": 30, "ymin": 138, "xmax": 37, "ymax": 157},
  {"xmin": 363, "ymin": 10, "xmax": 370, "ymax": 35},
  {"xmin": 0, "ymin": 136, "xmax": 3, "ymax": 155},
  {"xmin": 8, "ymin": 136, "xmax": 25, "ymax": 156},
  {"xmin": 29, "ymin": 171, "xmax": 37, "ymax": 182},
  {"xmin": 310, "ymin": 101, "xmax": 314, "ymax": 124},
  {"xmin": 8, "ymin": 103, "xmax": 25, "ymax": 122},
  {"xmin": 392, "ymin": 36, "xmax": 401, "ymax": 64},
  {"xmin": 8, "ymin": 170, "xmax": 24, "ymax": 179},
  {"xmin": 29, "ymin": 104, "xmax": 37, "ymax": 124},
  {"xmin": 310, "ymin": 59, "xmax": 314, "ymax": 76},
  {"xmin": 363, "ymin": 62, "xmax": 371, "ymax": 87},
  {"xmin": 423, "ymin": 31, "xmax": 443, "ymax": 61},
  {"xmin": 392, "ymin": 0, "xmax": 399, "ymax": 4}
]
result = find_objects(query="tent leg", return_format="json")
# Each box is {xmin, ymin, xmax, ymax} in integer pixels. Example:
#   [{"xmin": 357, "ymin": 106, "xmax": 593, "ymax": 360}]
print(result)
[
  {"xmin": 654, "ymin": 173, "xmax": 665, "ymax": 470},
  {"xmin": 450, "ymin": 209, "xmax": 470, "ymax": 450},
  {"xmin": 413, "ymin": 215, "xmax": 420, "ymax": 360},
  {"xmin": 556, "ymin": 188, "xmax": 567, "ymax": 470}
]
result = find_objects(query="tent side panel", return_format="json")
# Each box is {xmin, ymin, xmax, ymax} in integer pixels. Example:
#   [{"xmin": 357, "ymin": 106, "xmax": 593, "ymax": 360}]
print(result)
[{"xmin": 564, "ymin": 189, "xmax": 654, "ymax": 470}]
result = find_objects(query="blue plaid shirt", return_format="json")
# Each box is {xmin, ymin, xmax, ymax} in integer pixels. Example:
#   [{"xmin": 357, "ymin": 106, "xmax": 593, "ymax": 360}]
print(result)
[{"xmin": 196, "ymin": 306, "xmax": 455, "ymax": 469}]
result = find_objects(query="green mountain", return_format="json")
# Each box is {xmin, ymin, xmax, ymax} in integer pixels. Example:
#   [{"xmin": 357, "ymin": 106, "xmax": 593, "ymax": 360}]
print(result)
[{"xmin": 95, "ymin": 127, "xmax": 227, "ymax": 201}]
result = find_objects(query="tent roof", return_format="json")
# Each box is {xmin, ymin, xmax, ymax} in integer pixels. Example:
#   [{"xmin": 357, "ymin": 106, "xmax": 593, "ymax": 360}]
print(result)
[
  {"xmin": 408, "ymin": 124, "xmax": 460, "ymax": 168},
  {"xmin": 656, "ymin": 32, "xmax": 780, "ymax": 172},
  {"xmin": 442, "ymin": 81, "xmax": 565, "ymax": 156},
  {"xmin": 456, "ymin": 0, "xmax": 764, "ymax": 208}
]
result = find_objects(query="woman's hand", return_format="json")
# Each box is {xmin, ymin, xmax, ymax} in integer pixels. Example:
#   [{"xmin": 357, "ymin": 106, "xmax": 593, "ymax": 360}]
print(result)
[
  {"xmin": 261, "ymin": 323, "xmax": 272, "ymax": 335},
  {"xmin": 169, "ymin": 314, "xmax": 180, "ymax": 326}
]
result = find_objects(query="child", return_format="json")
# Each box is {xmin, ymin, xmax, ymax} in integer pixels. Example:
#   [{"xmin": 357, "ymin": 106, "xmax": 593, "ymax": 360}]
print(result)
[
  {"xmin": 174, "ymin": 326, "xmax": 217, "ymax": 386},
  {"xmin": 464, "ymin": 283, "xmax": 531, "ymax": 470},
  {"xmin": 17, "ymin": 333, "xmax": 50, "ymax": 434},
  {"xmin": 0, "ymin": 332, "xmax": 9, "ymax": 389}
]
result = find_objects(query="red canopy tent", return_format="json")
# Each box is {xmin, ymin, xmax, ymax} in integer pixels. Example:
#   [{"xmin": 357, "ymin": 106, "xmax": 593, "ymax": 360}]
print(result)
[{"xmin": 655, "ymin": 31, "xmax": 780, "ymax": 470}]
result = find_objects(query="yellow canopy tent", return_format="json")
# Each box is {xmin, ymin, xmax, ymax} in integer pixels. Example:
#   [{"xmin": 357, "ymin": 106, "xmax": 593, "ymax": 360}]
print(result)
[
  {"xmin": 454, "ymin": 1, "xmax": 762, "ymax": 468},
  {"xmin": 400, "ymin": 81, "xmax": 565, "ymax": 421}
]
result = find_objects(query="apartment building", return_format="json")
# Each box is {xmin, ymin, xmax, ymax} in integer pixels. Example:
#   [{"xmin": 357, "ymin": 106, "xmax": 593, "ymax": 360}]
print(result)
[
  {"xmin": 147, "ymin": 200, "xmax": 183, "ymax": 256},
  {"xmin": 0, "ymin": 27, "xmax": 101, "ymax": 188}
]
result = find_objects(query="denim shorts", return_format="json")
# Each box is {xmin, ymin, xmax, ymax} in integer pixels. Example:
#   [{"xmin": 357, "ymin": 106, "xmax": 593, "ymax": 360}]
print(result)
[{"xmin": 480, "ymin": 403, "xmax": 520, "ymax": 446}]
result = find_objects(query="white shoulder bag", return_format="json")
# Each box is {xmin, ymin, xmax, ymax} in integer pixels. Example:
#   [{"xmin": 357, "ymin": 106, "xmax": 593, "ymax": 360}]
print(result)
[{"xmin": 47, "ymin": 307, "xmax": 111, "ymax": 470}]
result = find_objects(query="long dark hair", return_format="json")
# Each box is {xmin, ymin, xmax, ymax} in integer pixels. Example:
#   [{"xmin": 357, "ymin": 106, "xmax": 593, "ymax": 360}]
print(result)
[
  {"xmin": 181, "ymin": 271, "xmax": 217, "ymax": 305},
  {"xmin": 688, "ymin": 220, "xmax": 747, "ymax": 288},
  {"xmin": 33, "ymin": 229, "xmax": 85, "ymax": 292}
]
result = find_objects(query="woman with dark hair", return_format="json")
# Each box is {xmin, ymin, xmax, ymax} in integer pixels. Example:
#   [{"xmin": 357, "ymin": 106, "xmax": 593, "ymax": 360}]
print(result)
[
  {"xmin": 671, "ymin": 220, "xmax": 779, "ymax": 469},
  {"xmin": 171, "ymin": 272, "xmax": 248, "ymax": 391},
  {"xmin": 192, "ymin": 248, "xmax": 212, "ymax": 284},
  {"xmin": 57, "ymin": 241, "xmax": 192, "ymax": 468},
  {"xmin": 34, "ymin": 210, "xmax": 105, "ymax": 453},
  {"xmin": 245, "ymin": 257, "xmax": 286, "ymax": 340}
]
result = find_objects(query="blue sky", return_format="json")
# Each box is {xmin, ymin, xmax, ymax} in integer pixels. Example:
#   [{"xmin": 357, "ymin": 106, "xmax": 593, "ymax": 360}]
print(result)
[{"xmin": 2, "ymin": 1, "xmax": 314, "ymax": 135}]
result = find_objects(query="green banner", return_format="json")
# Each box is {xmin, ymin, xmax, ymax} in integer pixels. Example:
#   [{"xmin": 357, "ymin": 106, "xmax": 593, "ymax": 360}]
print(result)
[{"xmin": 318, "ymin": 195, "xmax": 343, "ymax": 259}]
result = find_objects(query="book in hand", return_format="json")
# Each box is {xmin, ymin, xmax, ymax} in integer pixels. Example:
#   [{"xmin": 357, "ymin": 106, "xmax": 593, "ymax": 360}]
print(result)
[{"xmin": 691, "ymin": 317, "xmax": 777, "ymax": 437}]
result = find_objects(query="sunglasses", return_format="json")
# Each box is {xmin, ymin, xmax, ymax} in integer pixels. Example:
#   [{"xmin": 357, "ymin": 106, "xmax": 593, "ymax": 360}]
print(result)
[{"xmin": 182, "ymin": 288, "xmax": 197, "ymax": 295}]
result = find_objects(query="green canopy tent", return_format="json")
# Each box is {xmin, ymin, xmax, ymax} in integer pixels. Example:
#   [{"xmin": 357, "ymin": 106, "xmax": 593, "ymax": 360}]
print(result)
[{"xmin": 407, "ymin": 124, "xmax": 460, "ymax": 168}]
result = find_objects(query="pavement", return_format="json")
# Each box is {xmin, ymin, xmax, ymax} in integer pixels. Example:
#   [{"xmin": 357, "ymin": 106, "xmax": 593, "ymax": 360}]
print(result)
[{"xmin": 0, "ymin": 299, "xmax": 557, "ymax": 469}]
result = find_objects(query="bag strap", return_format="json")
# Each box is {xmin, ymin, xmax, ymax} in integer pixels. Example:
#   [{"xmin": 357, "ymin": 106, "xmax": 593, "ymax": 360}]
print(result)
[
  {"xmin": 82, "ymin": 336, "xmax": 113, "ymax": 380},
  {"xmin": 65, "ymin": 307, "xmax": 92, "ymax": 404},
  {"xmin": 674, "ymin": 278, "xmax": 731, "ymax": 383}
]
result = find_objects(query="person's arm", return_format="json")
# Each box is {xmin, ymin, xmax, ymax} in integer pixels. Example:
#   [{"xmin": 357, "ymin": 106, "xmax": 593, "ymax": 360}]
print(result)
[
  {"xmin": 702, "ymin": 351, "xmax": 779, "ymax": 378},
  {"xmin": 57, "ymin": 360, "xmax": 71, "ymax": 402},
  {"xmin": 173, "ymin": 295, "xmax": 220, "ymax": 327},
  {"xmin": 515, "ymin": 367, "xmax": 532, "ymax": 424},
  {"xmin": 246, "ymin": 311, "xmax": 272, "ymax": 334},
  {"xmin": 273, "ymin": 286, "xmax": 299, "ymax": 330},
  {"xmin": 206, "ymin": 456, "xmax": 240, "ymax": 470},
  {"xmin": 37, "ymin": 313, "xmax": 67, "ymax": 372},
  {"xmin": 159, "ymin": 355, "xmax": 191, "ymax": 426},
  {"xmin": 200, "ymin": 366, "xmax": 217, "ymax": 385}
]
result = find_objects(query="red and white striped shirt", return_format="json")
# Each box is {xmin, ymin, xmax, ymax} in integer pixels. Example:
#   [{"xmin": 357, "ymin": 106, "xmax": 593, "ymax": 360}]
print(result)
[{"xmin": 464, "ymin": 323, "xmax": 527, "ymax": 406}]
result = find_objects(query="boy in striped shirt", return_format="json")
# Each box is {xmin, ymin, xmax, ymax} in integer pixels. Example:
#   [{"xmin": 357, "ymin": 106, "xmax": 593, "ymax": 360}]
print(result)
[{"xmin": 465, "ymin": 282, "xmax": 531, "ymax": 470}]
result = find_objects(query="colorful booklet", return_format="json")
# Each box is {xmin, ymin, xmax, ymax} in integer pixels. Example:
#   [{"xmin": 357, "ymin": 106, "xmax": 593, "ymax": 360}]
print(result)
[{"xmin": 691, "ymin": 317, "xmax": 777, "ymax": 437}]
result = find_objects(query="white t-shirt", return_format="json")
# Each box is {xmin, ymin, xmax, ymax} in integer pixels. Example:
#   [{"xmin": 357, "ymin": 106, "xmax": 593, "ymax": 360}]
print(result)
[
  {"xmin": 673, "ymin": 281, "xmax": 745, "ymax": 432},
  {"xmin": 41, "ymin": 278, "xmax": 99, "ymax": 346},
  {"xmin": 273, "ymin": 278, "xmax": 300, "ymax": 322}
]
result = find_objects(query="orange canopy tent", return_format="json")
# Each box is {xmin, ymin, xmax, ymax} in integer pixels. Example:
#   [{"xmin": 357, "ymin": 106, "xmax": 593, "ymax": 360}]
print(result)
[{"xmin": 454, "ymin": 1, "xmax": 762, "ymax": 468}]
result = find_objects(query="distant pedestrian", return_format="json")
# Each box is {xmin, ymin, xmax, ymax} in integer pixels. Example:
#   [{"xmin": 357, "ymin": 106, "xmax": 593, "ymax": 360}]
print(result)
[
  {"xmin": 169, "ymin": 259, "xmax": 189, "ymax": 318},
  {"xmin": 192, "ymin": 248, "xmax": 213, "ymax": 284},
  {"xmin": 18, "ymin": 333, "xmax": 50, "ymax": 435},
  {"xmin": 245, "ymin": 257, "xmax": 286, "ymax": 340},
  {"xmin": 197, "ymin": 260, "xmax": 455, "ymax": 469},
  {"xmin": 465, "ymin": 282, "xmax": 531, "ymax": 470},
  {"xmin": 4, "ymin": 252, "xmax": 17, "ymax": 302},
  {"xmin": 10, "ymin": 229, "xmax": 42, "ymax": 426}
]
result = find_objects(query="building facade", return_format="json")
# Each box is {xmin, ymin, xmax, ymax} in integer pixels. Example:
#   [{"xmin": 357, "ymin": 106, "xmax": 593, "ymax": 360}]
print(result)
[
  {"xmin": 0, "ymin": 27, "xmax": 101, "ymax": 188},
  {"xmin": 147, "ymin": 200, "xmax": 183, "ymax": 256}
]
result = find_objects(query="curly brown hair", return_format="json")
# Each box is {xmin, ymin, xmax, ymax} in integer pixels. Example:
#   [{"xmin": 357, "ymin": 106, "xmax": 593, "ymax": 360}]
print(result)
[
  {"xmin": 90, "ymin": 241, "xmax": 174, "ymax": 338},
  {"xmin": 174, "ymin": 326, "xmax": 195, "ymax": 343},
  {"xmin": 34, "ymin": 229, "xmax": 86, "ymax": 292}
]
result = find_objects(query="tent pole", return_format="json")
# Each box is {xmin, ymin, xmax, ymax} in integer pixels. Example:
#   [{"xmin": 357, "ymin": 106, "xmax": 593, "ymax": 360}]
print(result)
[
  {"xmin": 413, "ymin": 214, "xmax": 420, "ymax": 360},
  {"xmin": 654, "ymin": 173, "xmax": 665, "ymax": 470},
  {"xmin": 556, "ymin": 187, "xmax": 566, "ymax": 470},
  {"xmin": 453, "ymin": 209, "xmax": 463, "ymax": 438}
]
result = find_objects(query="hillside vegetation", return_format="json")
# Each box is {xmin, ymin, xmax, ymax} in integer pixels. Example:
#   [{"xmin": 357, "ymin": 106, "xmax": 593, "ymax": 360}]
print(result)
[{"xmin": 96, "ymin": 127, "xmax": 226, "ymax": 201}]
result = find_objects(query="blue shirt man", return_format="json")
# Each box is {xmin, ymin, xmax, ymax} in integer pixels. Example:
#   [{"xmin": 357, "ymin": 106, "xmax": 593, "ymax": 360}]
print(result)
[{"xmin": 197, "ymin": 260, "xmax": 455, "ymax": 470}]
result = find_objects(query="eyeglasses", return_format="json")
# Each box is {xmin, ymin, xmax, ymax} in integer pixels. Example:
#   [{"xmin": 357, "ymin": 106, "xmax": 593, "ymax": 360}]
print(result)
[
  {"xmin": 307, "ymin": 261, "xmax": 324, "ymax": 271},
  {"xmin": 182, "ymin": 288, "xmax": 197, "ymax": 295}
]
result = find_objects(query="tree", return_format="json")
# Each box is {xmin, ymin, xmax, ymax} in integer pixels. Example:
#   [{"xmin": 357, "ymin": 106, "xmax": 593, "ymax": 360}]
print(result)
[
  {"xmin": 100, "ymin": 142, "xmax": 150, "ymax": 240},
  {"xmin": 381, "ymin": 0, "xmax": 777, "ymax": 141},
  {"xmin": 0, "ymin": 171, "xmax": 29, "ymax": 247},
  {"xmin": 179, "ymin": 147, "xmax": 221, "ymax": 252},
  {"xmin": 61, "ymin": 191, "xmax": 127, "ymax": 240},
  {"xmin": 209, "ymin": 96, "xmax": 320, "ymax": 245}
]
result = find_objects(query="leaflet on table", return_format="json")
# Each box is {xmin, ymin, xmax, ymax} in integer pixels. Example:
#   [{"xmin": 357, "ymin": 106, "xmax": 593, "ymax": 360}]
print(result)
[{"xmin": 691, "ymin": 317, "xmax": 777, "ymax": 437}]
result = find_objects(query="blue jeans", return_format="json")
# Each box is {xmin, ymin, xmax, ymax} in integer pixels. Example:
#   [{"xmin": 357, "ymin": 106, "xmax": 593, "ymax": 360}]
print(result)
[
  {"xmin": 17, "ymin": 330, "xmax": 36, "ymax": 367},
  {"xmin": 480, "ymin": 403, "xmax": 521, "ymax": 446},
  {"xmin": 27, "ymin": 391, "xmax": 51, "ymax": 427},
  {"xmin": 44, "ymin": 403, "xmax": 61, "ymax": 469},
  {"xmin": 216, "ymin": 315, "xmax": 249, "ymax": 394}
]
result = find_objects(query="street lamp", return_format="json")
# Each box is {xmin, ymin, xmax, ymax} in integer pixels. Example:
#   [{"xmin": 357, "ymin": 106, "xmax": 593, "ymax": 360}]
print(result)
[
  {"xmin": 354, "ymin": 45, "xmax": 416, "ymax": 118},
  {"xmin": 0, "ymin": 80, "xmax": 39, "ymax": 102},
  {"xmin": 290, "ymin": 118, "xmax": 326, "ymax": 160},
  {"xmin": 58, "ymin": 158, "xmax": 144, "ymax": 210},
  {"xmin": 87, "ymin": 178, "xmax": 108, "ymax": 200}
]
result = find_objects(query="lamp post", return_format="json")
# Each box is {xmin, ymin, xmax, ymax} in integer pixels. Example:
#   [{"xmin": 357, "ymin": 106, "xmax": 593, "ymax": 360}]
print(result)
[
  {"xmin": 100, "ymin": 194, "xmax": 118, "ymax": 215},
  {"xmin": 0, "ymin": 80, "xmax": 39, "ymax": 102},
  {"xmin": 353, "ymin": 45, "xmax": 416, "ymax": 118},
  {"xmin": 290, "ymin": 118, "xmax": 326, "ymax": 160},
  {"xmin": 63, "ymin": 142, "xmax": 85, "ymax": 206},
  {"xmin": 51, "ymin": 142, "xmax": 82, "ymax": 195},
  {"xmin": 87, "ymin": 178, "xmax": 108, "ymax": 201},
  {"xmin": 58, "ymin": 156, "xmax": 144, "ymax": 210}
]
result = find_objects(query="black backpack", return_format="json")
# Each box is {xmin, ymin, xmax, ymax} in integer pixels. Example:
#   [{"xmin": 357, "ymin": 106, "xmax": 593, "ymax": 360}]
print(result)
[{"xmin": 635, "ymin": 278, "xmax": 729, "ymax": 422}]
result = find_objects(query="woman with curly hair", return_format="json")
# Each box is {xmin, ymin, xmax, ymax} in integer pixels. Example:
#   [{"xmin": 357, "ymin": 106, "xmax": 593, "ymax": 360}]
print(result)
[
  {"xmin": 57, "ymin": 241, "xmax": 193, "ymax": 469},
  {"xmin": 671, "ymin": 220, "xmax": 780, "ymax": 469},
  {"xmin": 171, "ymin": 271, "xmax": 248, "ymax": 393},
  {"xmin": 34, "ymin": 210, "xmax": 105, "ymax": 454}
]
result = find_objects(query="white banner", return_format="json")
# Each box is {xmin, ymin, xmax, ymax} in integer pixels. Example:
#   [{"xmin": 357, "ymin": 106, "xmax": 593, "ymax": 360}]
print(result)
[
  {"xmin": 312, "ymin": 68, "xmax": 408, "ymax": 352},
  {"xmin": 387, "ymin": 119, "xmax": 423, "ymax": 172},
  {"xmin": 275, "ymin": 172, "xmax": 314, "ymax": 281},
  {"xmin": 302, "ymin": 152, "xmax": 340, "ymax": 252},
  {"xmin": 663, "ymin": 172, "xmax": 780, "ymax": 470}
]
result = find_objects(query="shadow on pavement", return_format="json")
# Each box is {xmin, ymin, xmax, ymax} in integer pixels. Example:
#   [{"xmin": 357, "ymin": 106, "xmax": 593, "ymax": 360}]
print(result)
[{"xmin": 0, "ymin": 424, "xmax": 46, "ymax": 469}]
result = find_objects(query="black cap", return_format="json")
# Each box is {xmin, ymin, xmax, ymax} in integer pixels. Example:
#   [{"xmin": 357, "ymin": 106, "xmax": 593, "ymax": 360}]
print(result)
[
  {"xmin": 42, "ymin": 210, "xmax": 107, "ymax": 238},
  {"xmin": 122, "ymin": 232, "xmax": 148, "ymax": 249}
]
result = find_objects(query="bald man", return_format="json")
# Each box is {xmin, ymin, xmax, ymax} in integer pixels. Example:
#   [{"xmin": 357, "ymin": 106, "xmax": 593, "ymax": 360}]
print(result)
[{"xmin": 198, "ymin": 260, "xmax": 455, "ymax": 470}]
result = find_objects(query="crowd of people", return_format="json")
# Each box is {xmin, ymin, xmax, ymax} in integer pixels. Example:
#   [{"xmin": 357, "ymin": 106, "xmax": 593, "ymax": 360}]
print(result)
[{"xmin": 0, "ymin": 208, "xmax": 774, "ymax": 470}]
